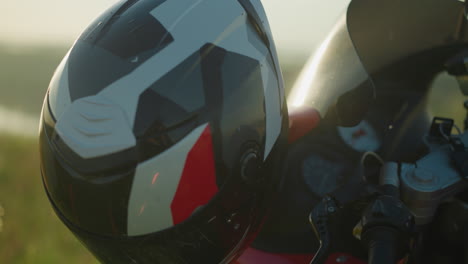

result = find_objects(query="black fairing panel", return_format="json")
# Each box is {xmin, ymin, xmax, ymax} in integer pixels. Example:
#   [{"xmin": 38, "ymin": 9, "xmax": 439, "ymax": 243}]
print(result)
[{"xmin": 347, "ymin": 0, "xmax": 468, "ymax": 75}]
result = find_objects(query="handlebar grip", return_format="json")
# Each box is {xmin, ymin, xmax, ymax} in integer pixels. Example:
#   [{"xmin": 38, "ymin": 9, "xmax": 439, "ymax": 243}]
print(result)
[
  {"xmin": 364, "ymin": 226, "xmax": 400, "ymax": 264},
  {"xmin": 360, "ymin": 195, "xmax": 413, "ymax": 264}
]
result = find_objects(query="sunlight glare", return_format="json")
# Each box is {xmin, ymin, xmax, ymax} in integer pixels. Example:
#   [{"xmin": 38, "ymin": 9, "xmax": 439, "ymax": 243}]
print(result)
[{"xmin": 288, "ymin": 32, "xmax": 334, "ymax": 108}]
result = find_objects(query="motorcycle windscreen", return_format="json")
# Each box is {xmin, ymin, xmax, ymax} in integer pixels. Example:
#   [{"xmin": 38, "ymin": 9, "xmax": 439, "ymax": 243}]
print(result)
[
  {"xmin": 347, "ymin": 0, "xmax": 468, "ymax": 77},
  {"xmin": 288, "ymin": 12, "xmax": 374, "ymax": 127}
]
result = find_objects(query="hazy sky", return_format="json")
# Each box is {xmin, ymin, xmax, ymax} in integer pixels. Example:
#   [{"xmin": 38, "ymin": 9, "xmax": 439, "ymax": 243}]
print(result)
[{"xmin": 1, "ymin": 0, "xmax": 349, "ymax": 55}]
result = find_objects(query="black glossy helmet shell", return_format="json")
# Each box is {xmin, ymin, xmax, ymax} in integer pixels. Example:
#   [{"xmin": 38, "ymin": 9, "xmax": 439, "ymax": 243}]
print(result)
[{"xmin": 39, "ymin": 0, "xmax": 288, "ymax": 263}]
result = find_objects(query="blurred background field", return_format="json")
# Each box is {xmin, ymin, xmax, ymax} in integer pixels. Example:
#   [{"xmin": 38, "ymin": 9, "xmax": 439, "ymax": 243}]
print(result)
[
  {"xmin": 0, "ymin": 43, "xmax": 99, "ymax": 264},
  {"xmin": 0, "ymin": 44, "xmax": 67, "ymax": 114}
]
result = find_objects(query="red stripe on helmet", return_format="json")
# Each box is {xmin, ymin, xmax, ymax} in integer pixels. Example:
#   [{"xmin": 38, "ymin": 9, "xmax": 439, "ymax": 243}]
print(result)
[{"xmin": 170, "ymin": 125, "xmax": 218, "ymax": 224}]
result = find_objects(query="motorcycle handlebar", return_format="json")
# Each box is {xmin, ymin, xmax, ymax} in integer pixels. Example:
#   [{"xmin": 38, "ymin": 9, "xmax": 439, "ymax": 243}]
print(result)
[
  {"xmin": 361, "ymin": 186, "xmax": 413, "ymax": 264},
  {"xmin": 364, "ymin": 226, "xmax": 400, "ymax": 264}
]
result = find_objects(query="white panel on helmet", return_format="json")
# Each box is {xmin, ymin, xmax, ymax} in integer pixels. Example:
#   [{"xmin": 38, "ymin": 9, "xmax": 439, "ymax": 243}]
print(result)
[
  {"xmin": 48, "ymin": 50, "xmax": 72, "ymax": 120},
  {"xmin": 150, "ymin": 0, "xmax": 203, "ymax": 31},
  {"xmin": 55, "ymin": 95, "xmax": 136, "ymax": 158},
  {"xmin": 251, "ymin": 0, "xmax": 272, "ymax": 33},
  {"xmin": 216, "ymin": 14, "xmax": 265, "ymax": 62},
  {"xmin": 251, "ymin": 0, "xmax": 285, "ymax": 108},
  {"xmin": 262, "ymin": 61, "xmax": 282, "ymax": 160},
  {"xmin": 99, "ymin": 0, "xmax": 253, "ymax": 127},
  {"xmin": 250, "ymin": 1, "xmax": 267, "ymax": 19},
  {"xmin": 127, "ymin": 124, "xmax": 207, "ymax": 236},
  {"xmin": 268, "ymin": 40, "xmax": 285, "ymax": 109}
]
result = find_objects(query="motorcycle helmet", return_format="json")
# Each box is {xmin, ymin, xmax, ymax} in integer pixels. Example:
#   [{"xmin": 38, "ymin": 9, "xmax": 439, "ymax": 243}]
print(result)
[{"xmin": 39, "ymin": 0, "xmax": 288, "ymax": 263}]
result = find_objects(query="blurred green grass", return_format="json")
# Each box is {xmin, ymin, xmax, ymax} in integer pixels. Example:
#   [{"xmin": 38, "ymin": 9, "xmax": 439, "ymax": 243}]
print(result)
[
  {"xmin": 0, "ymin": 43, "xmax": 98, "ymax": 263},
  {"xmin": 0, "ymin": 44, "xmax": 69, "ymax": 116},
  {"xmin": 0, "ymin": 133, "xmax": 98, "ymax": 264}
]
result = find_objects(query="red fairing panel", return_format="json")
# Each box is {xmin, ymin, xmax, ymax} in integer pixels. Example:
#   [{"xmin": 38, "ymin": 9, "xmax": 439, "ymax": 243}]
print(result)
[
  {"xmin": 288, "ymin": 107, "xmax": 321, "ymax": 144},
  {"xmin": 170, "ymin": 125, "xmax": 219, "ymax": 224},
  {"xmin": 235, "ymin": 247, "xmax": 365, "ymax": 264}
]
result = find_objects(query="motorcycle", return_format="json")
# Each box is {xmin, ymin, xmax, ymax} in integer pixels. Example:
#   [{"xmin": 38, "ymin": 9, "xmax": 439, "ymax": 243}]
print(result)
[{"xmin": 236, "ymin": 0, "xmax": 468, "ymax": 263}]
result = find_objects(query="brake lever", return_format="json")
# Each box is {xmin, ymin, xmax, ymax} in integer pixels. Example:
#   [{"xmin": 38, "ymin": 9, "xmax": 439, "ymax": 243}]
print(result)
[
  {"xmin": 309, "ymin": 195, "xmax": 340, "ymax": 264},
  {"xmin": 309, "ymin": 188, "xmax": 413, "ymax": 264}
]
